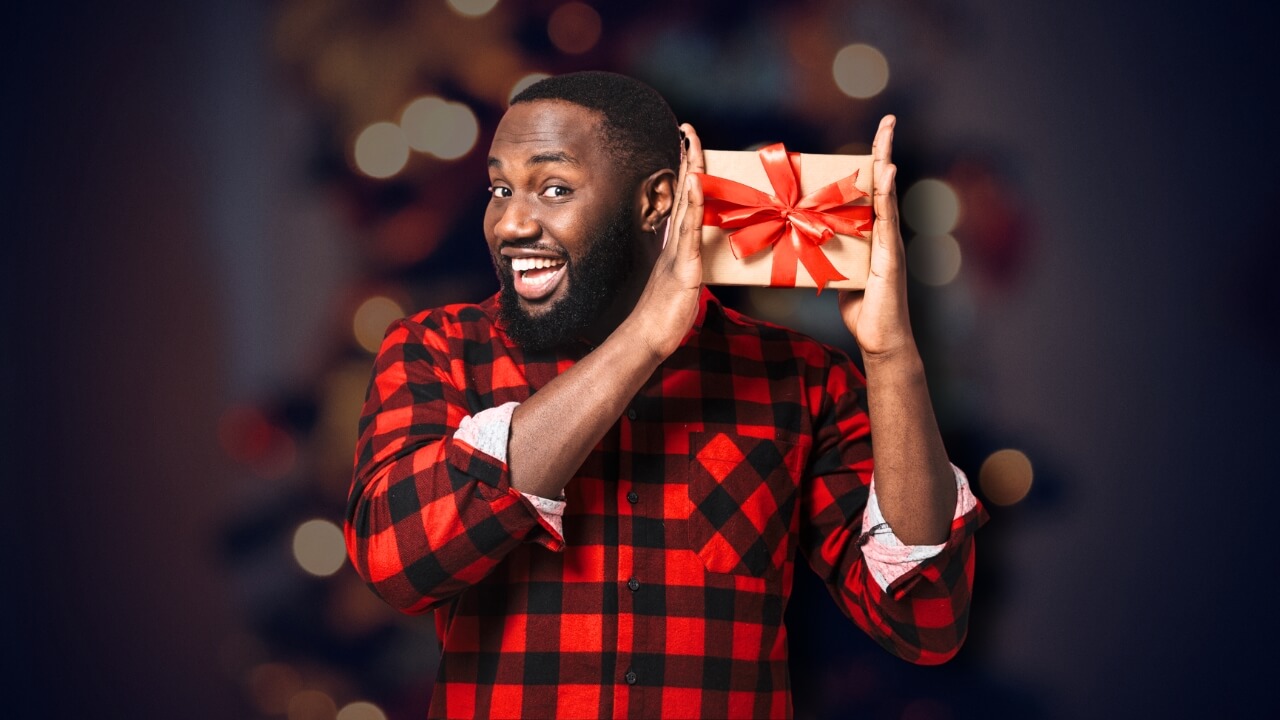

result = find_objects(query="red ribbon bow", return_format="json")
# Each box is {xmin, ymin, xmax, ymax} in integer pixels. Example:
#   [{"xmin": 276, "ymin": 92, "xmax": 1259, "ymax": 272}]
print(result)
[{"xmin": 697, "ymin": 143, "xmax": 872, "ymax": 290}]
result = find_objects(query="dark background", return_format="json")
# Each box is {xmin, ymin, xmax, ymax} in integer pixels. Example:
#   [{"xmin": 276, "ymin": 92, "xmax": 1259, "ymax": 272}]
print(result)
[{"xmin": 5, "ymin": 1, "xmax": 1278, "ymax": 718}]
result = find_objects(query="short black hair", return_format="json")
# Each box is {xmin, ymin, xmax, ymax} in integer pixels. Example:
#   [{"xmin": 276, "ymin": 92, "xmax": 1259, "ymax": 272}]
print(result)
[{"xmin": 511, "ymin": 71, "xmax": 680, "ymax": 184}]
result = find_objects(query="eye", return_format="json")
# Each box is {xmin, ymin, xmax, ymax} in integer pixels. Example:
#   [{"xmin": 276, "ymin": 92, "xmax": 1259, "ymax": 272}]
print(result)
[
  {"xmin": 541, "ymin": 185, "xmax": 572, "ymax": 198},
  {"xmin": 488, "ymin": 185, "xmax": 511, "ymax": 199}
]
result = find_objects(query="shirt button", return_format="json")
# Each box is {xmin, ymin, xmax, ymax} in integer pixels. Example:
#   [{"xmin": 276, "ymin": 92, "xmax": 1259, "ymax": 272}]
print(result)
[
  {"xmin": 627, "ymin": 577, "xmax": 640, "ymax": 591},
  {"xmin": 626, "ymin": 491, "xmax": 639, "ymax": 504},
  {"xmin": 624, "ymin": 670, "xmax": 637, "ymax": 685},
  {"xmin": 626, "ymin": 407, "xmax": 637, "ymax": 421}
]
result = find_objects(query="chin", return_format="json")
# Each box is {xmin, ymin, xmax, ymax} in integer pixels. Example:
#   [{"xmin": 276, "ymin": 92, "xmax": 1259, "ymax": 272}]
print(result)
[{"xmin": 516, "ymin": 286, "xmax": 570, "ymax": 318}]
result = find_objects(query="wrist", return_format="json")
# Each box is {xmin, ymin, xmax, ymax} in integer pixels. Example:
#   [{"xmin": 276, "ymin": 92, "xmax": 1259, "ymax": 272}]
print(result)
[
  {"xmin": 612, "ymin": 316, "xmax": 670, "ymax": 367},
  {"xmin": 861, "ymin": 341, "xmax": 926, "ymax": 383}
]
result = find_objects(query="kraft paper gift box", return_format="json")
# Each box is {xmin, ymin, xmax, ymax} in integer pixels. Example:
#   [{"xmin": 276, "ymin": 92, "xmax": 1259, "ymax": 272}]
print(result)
[{"xmin": 696, "ymin": 145, "xmax": 875, "ymax": 291}]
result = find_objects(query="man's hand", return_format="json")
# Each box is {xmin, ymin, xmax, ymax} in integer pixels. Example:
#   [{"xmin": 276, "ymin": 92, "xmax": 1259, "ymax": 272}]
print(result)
[
  {"xmin": 837, "ymin": 115, "xmax": 915, "ymax": 362},
  {"xmin": 622, "ymin": 124, "xmax": 706, "ymax": 361}
]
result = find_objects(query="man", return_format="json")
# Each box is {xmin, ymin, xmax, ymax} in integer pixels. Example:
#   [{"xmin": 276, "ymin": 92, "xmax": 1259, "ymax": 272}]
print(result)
[{"xmin": 346, "ymin": 71, "xmax": 984, "ymax": 718}]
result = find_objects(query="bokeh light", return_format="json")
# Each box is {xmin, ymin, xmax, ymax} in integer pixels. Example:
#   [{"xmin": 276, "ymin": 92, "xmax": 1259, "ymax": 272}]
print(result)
[
  {"xmin": 288, "ymin": 690, "xmax": 338, "ymax": 720},
  {"xmin": 978, "ymin": 449, "xmax": 1034, "ymax": 506},
  {"xmin": 907, "ymin": 234, "xmax": 963, "ymax": 286},
  {"xmin": 353, "ymin": 295, "xmax": 406, "ymax": 353},
  {"xmin": 509, "ymin": 72, "xmax": 551, "ymax": 103},
  {"xmin": 832, "ymin": 43, "xmax": 890, "ymax": 99},
  {"xmin": 248, "ymin": 663, "xmax": 304, "ymax": 716},
  {"xmin": 547, "ymin": 2, "xmax": 602, "ymax": 55},
  {"xmin": 400, "ymin": 96, "xmax": 479, "ymax": 160},
  {"xmin": 400, "ymin": 96, "xmax": 447, "ymax": 151},
  {"xmin": 446, "ymin": 0, "xmax": 501, "ymax": 18},
  {"xmin": 337, "ymin": 701, "xmax": 389, "ymax": 720},
  {"xmin": 353, "ymin": 122, "xmax": 410, "ymax": 179},
  {"xmin": 293, "ymin": 519, "xmax": 347, "ymax": 577},
  {"xmin": 903, "ymin": 178, "xmax": 961, "ymax": 235}
]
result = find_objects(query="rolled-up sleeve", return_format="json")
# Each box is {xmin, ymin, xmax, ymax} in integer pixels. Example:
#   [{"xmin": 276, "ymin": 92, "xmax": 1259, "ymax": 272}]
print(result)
[
  {"xmin": 859, "ymin": 465, "xmax": 979, "ymax": 592},
  {"xmin": 456, "ymin": 401, "xmax": 566, "ymax": 538},
  {"xmin": 344, "ymin": 318, "xmax": 563, "ymax": 615},
  {"xmin": 801, "ymin": 352, "xmax": 987, "ymax": 665}
]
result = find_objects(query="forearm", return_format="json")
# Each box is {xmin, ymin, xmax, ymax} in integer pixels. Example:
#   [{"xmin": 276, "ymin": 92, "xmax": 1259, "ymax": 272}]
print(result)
[
  {"xmin": 861, "ymin": 344, "xmax": 955, "ymax": 545},
  {"xmin": 508, "ymin": 318, "xmax": 664, "ymax": 498}
]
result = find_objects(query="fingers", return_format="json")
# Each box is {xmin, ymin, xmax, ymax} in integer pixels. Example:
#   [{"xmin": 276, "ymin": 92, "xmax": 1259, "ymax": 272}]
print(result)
[
  {"xmin": 871, "ymin": 115, "xmax": 898, "ymax": 225},
  {"xmin": 874, "ymin": 165, "xmax": 899, "ymax": 229},
  {"xmin": 872, "ymin": 114, "xmax": 895, "ymax": 169},
  {"xmin": 870, "ymin": 116, "xmax": 903, "ymax": 270},
  {"xmin": 665, "ymin": 123, "xmax": 704, "ymax": 260},
  {"xmin": 663, "ymin": 126, "xmax": 691, "ymax": 252},
  {"xmin": 682, "ymin": 123, "xmax": 705, "ymax": 176},
  {"xmin": 678, "ymin": 173, "xmax": 703, "ymax": 264}
]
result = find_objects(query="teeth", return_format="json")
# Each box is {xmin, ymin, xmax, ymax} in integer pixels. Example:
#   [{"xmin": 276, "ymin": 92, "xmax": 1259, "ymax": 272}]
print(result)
[{"xmin": 511, "ymin": 257, "xmax": 566, "ymax": 273}]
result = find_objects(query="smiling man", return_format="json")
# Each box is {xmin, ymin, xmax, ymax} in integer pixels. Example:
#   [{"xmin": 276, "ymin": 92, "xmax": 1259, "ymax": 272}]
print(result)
[{"xmin": 346, "ymin": 71, "xmax": 984, "ymax": 719}]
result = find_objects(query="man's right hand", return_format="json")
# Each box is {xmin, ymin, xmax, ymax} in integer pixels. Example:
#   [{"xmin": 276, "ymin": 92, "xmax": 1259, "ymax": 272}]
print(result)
[{"xmin": 622, "ymin": 123, "xmax": 706, "ymax": 361}]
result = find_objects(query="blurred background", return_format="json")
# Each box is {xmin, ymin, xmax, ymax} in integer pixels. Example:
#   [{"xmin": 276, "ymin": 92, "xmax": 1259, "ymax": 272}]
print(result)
[{"xmin": 5, "ymin": 1, "xmax": 1278, "ymax": 718}]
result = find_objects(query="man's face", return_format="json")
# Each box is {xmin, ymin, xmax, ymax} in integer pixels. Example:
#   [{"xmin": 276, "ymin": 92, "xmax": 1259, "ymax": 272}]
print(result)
[{"xmin": 485, "ymin": 100, "xmax": 639, "ymax": 350}]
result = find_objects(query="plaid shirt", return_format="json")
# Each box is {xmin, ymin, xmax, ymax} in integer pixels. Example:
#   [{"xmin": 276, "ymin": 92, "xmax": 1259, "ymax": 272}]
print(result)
[{"xmin": 347, "ymin": 289, "xmax": 985, "ymax": 719}]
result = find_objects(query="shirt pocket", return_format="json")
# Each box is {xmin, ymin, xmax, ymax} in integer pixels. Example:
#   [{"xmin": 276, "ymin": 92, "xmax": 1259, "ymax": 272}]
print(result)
[{"xmin": 686, "ymin": 431, "xmax": 801, "ymax": 578}]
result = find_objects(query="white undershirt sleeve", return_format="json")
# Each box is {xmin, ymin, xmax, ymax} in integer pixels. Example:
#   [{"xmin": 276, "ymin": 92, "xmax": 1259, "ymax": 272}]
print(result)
[
  {"xmin": 454, "ymin": 401, "xmax": 566, "ymax": 538},
  {"xmin": 860, "ymin": 464, "xmax": 977, "ymax": 592}
]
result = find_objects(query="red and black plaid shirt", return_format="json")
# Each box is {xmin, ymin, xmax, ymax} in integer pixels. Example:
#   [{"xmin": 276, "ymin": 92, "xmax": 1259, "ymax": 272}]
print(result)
[{"xmin": 347, "ymin": 289, "xmax": 984, "ymax": 719}]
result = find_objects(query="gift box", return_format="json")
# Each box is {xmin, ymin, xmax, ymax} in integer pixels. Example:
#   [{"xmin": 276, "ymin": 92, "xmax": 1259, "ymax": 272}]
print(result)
[{"xmin": 696, "ymin": 144, "xmax": 875, "ymax": 291}]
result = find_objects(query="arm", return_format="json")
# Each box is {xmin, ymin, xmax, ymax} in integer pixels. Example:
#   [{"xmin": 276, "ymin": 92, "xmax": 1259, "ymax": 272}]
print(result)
[
  {"xmin": 838, "ymin": 115, "xmax": 954, "ymax": 544},
  {"xmin": 801, "ymin": 115, "xmax": 985, "ymax": 662}
]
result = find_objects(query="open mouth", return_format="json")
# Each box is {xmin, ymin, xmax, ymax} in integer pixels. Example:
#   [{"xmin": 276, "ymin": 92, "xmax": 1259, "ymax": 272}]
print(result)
[{"xmin": 507, "ymin": 254, "xmax": 568, "ymax": 302}]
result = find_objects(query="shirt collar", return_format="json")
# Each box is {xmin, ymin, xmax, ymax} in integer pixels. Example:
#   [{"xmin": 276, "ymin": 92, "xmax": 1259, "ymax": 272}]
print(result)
[{"xmin": 692, "ymin": 286, "xmax": 718, "ymax": 333}]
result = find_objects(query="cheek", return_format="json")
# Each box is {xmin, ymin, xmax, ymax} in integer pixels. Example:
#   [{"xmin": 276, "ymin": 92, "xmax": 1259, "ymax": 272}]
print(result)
[
  {"xmin": 482, "ymin": 208, "xmax": 501, "ymax": 248},
  {"xmin": 562, "ymin": 202, "xmax": 621, "ymax": 257}
]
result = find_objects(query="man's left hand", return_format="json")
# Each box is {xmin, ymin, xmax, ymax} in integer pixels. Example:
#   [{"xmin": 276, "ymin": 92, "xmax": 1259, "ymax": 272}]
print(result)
[{"xmin": 838, "ymin": 115, "xmax": 915, "ymax": 361}]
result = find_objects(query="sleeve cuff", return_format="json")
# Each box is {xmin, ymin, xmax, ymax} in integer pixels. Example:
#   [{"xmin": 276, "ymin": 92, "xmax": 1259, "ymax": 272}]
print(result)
[
  {"xmin": 521, "ymin": 491, "xmax": 567, "ymax": 540},
  {"xmin": 860, "ymin": 464, "xmax": 977, "ymax": 592}
]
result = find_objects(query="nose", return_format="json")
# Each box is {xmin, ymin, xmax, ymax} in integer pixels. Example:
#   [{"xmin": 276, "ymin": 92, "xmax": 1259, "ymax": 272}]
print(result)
[{"xmin": 492, "ymin": 196, "xmax": 540, "ymax": 243}]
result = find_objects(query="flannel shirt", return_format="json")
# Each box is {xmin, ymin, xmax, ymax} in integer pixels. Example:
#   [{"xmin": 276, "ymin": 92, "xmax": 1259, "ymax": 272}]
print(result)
[{"xmin": 346, "ymin": 289, "xmax": 986, "ymax": 719}]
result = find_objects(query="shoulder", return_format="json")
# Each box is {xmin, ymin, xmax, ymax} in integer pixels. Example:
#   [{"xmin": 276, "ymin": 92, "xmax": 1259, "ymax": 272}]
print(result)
[
  {"xmin": 399, "ymin": 295, "xmax": 502, "ymax": 339},
  {"xmin": 371, "ymin": 296, "xmax": 507, "ymax": 363}
]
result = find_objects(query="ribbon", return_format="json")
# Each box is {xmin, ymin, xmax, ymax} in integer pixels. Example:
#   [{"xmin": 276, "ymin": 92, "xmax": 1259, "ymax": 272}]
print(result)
[{"xmin": 696, "ymin": 143, "xmax": 872, "ymax": 290}]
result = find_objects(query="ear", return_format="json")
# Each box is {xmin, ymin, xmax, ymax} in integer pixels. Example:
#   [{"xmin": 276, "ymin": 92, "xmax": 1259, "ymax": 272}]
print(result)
[{"xmin": 636, "ymin": 168, "xmax": 677, "ymax": 234}]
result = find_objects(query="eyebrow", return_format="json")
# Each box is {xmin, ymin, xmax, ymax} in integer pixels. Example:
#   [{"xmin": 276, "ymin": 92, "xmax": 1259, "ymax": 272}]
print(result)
[{"xmin": 487, "ymin": 151, "xmax": 581, "ymax": 169}]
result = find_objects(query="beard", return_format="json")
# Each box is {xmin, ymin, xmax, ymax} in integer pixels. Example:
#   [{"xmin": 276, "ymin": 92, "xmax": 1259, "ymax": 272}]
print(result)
[{"xmin": 496, "ymin": 203, "xmax": 637, "ymax": 352}]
